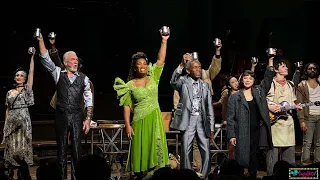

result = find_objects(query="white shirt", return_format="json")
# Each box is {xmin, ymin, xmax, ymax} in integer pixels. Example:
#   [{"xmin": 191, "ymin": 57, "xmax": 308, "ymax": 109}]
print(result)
[
  {"xmin": 40, "ymin": 51, "xmax": 93, "ymax": 108},
  {"xmin": 308, "ymin": 83, "xmax": 320, "ymax": 115}
]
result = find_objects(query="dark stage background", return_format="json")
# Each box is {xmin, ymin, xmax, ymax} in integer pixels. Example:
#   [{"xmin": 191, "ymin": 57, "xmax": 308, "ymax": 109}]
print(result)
[{"xmin": 1, "ymin": 0, "xmax": 319, "ymax": 130}]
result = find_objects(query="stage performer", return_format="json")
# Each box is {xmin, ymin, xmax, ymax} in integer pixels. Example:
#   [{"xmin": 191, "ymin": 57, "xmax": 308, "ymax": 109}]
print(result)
[
  {"xmin": 173, "ymin": 43, "xmax": 221, "ymax": 173},
  {"xmin": 220, "ymin": 76, "xmax": 239, "ymax": 160},
  {"xmin": 227, "ymin": 56, "xmax": 275, "ymax": 179},
  {"xmin": 47, "ymin": 34, "xmax": 95, "ymax": 120},
  {"xmin": 221, "ymin": 59, "xmax": 257, "ymax": 160},
  {"xmin": 2, "ymin": 47, "xmax": 35, "ymax": 180},
  {"xmin": 38, "ymin": 33, "xmax": 93, "ymax": 180},
  {"xmin": 296, "ymin": 62, "xmax": 320, "ymax": 166},
  {"xmin": 113, "ymin": 28, "xmax": 170, "ymax": 180},
  {"xmin": 170, "ymin": 58, "xmax": 215, "ymax": 180},
  {"xmin": 266, "ymin": 58, "xmax": 302, "ymax": 175}
]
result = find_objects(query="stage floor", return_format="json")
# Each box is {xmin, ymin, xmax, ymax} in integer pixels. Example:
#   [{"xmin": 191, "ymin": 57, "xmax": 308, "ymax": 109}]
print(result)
[
  {"xmin": 9, "ymin": 145, "xmax": 308, "ymax": 179},
  {"xmin": 14, "ymin": 164, "xmax": 269, "ymax": 180}
]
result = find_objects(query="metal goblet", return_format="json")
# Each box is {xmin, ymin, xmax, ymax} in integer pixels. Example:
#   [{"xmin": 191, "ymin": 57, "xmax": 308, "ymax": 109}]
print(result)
[
  {"xmin": 251, "ymin": 57, "xmax": 259, "ymax": 64},
  {"xmin": 294, "ymin": 61, "xmax": 303, "ymax": 68},
  {"xmin": 192, "ymin": 52, "xmax": 199, "ymax": 61},
  {"xmin": 213, "ymin": 38, "xmax": 221, "ymax": 47},
  {"xmin": 48, "ymin": 32, "xmax": 56, "ymax": 40},
  {"xmin": 161, "ymin": 26, "xmax": 170, "ymax": 36},
  {"xmin": 266, "ymin": 48, "xmax": 277, "ymax": 56},
  {"xmin": 34, "ymin": 28, "xmax": 41, "ymax": 38},
  {"xmin": 28, "ymin": 47, "xmax": 35, "ymax": 55}
]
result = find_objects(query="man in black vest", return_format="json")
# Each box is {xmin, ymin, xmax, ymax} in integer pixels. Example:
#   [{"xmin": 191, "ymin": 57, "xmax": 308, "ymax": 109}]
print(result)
[{"xmin": 37, "ymin": 33, "xmax": 93, "ymax": 180}]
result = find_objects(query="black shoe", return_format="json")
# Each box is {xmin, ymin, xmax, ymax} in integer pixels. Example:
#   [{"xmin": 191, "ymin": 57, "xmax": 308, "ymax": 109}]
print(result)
[
  {"xmin": 17, "ymin": 167, "xmax": 31, "ymax": 180},
  {"xmin": 4, "ymin": 168, "xmax": 14, "ymax": 180}
]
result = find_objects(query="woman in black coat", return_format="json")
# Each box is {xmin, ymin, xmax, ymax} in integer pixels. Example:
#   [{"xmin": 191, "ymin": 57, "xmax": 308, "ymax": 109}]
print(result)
[{"xmin": 227, "ymin": 56, "xmax": 275, "ymax": 179}]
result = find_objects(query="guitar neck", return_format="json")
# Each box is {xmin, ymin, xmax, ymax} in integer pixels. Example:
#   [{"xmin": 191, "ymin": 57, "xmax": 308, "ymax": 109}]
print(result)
[
  {"xmin": 301, "ymin": 102, "xmax": 314, "ymax": 108},
  {"xmin": 287, "ymin": 102, "xmax": 314, "ymax": 110}
]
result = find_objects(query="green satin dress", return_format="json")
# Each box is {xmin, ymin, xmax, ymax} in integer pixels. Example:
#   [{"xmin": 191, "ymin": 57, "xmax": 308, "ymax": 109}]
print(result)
[{"xmin": 114, "ymin": 63, "xmax": 169, "ymax": 173}]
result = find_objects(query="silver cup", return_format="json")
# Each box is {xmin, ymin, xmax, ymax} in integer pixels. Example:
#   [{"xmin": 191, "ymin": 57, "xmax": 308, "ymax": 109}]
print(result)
[
  {"xmin": 192, "ymin": 52, "xmax": 198, "ymax": 61},
  {"xmin": 161, "ymin": 26, "xmax": 170, "ymax": 36},
  {"xmin": 213, "ymin": 38, "xmax": 221, "ymax": 47},
  {"xmin": 28, "ymin": 47, "xmax": 35, "ymax": 55},
  {"xmin": 251, "ymin": 57, "xmax": 259, "ymax": 64},
  {"xmin": 48, "ymin": 32, "xmax": 56, "ymax": 40},
  {"xmin": 266, "ymin": 48, "xmax": 277, "ymax": 56},
  {"xmin": 34, "ymin": 28, "xmax": 41, "ymax": 38},
  {"xmin": 294, "ymin": 61, "xmax": 303, "ymax": 68}
]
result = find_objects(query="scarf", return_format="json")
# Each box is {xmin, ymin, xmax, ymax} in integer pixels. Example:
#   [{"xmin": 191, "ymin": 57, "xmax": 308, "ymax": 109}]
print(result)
[{"xmin": 274, "ymin": 77, "xmax": 287, "ymax": 86}]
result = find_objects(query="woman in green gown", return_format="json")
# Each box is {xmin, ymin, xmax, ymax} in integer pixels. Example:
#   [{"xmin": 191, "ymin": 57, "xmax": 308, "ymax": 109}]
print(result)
[{"xmin": 114, "ymin": 28, "xmax": 170, "ymax": 178}]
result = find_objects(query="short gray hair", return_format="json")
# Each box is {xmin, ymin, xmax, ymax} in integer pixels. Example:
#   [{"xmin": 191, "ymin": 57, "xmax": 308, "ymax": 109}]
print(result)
[
  {"xmin": 63, "ymin": 51, "xmax": 77, "ymax": 62},
  {"xmin": 185, "ymin": 60, "xmax": 200, "ymax": 69}
]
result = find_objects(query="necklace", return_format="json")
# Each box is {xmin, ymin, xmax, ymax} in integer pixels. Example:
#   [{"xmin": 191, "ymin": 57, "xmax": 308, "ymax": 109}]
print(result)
[{"xmin": 15, "ymin": 85, "xmax": 24, "ymax": 92}]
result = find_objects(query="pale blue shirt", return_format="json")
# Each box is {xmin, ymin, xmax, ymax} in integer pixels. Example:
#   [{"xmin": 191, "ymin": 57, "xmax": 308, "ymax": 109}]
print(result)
[{"xmin": 40, "ymin": 51, "xmax": 93, "ymax": 108}]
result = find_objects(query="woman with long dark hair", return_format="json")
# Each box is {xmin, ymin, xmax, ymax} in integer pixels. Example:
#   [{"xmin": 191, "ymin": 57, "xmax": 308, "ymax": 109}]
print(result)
[
  {"xmin": 221, "ymin": 76, "xmax": 239, "ymax": 160},
  {"xmin": 114, "ymin": 28, "xmax": 170, "ymax": 179},
  {"xmin": 221, "ymin": 76, "xmax": 239, "ymax": 124},
  {"xmin": 227, "ymin": 57, "xmax": 275, "ymax": 179},
  {"xmin": 2, "ymin": 48, "xmax": 35, "ymax": 180}
]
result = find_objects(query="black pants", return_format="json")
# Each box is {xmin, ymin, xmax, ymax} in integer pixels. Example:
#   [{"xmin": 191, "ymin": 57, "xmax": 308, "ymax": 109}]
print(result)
[
  {"xmin": 55, "ymin": 109, "xmax": 83, "ymax": 180},
  {"xmin": 17, "ymin": 166, "xmax": 31, "ymax": 180},
  {"xmin": 248, "ymin": 132, "xmax": 260, "ymax": 178},
  {"xmin": 248, "ymin": 152, "xmax": 259, "ymax": 178}
]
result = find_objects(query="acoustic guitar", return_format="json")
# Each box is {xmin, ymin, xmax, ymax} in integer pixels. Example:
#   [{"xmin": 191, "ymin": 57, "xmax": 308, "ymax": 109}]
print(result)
[{"xmin": 269, "ymin": 101, "xmax": 320, "ymax": 124}]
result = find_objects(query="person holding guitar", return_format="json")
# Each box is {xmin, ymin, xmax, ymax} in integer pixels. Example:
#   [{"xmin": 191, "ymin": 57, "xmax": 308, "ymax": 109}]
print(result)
[
  {"xmin": 296, "ymin": 62, "xmax": 320, "ymax": 166},
  {"xmin": 266, "ymin": 58, "xmax": 303, "ymax": 176}
]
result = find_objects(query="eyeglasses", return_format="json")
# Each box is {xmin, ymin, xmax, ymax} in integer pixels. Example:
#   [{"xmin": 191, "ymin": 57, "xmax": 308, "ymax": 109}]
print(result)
[{"xmin": 308, "ymin": 67, "xmax": 317, "ymax": 70}]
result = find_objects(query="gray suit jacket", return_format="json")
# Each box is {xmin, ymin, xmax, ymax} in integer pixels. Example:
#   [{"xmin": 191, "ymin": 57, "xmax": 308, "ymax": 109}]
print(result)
[{"xmin": 170, "ymin": 66, "xmax": 215, "ymax": 138}]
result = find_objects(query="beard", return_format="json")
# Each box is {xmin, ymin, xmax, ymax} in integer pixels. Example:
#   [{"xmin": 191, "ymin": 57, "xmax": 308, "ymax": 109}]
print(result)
[
  {"xmin": 68, "ymin": 66, "xmax": 78, "ymax": 73},
  {"xmin": 307, "ymin": 72, "xmax": 319, "ymax": 78}
]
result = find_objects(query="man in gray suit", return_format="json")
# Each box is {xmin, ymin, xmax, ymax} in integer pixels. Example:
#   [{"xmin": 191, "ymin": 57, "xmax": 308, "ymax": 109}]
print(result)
[{"xmin": 170, "ymin": 60, "xmax": 215, "ymax": 179}]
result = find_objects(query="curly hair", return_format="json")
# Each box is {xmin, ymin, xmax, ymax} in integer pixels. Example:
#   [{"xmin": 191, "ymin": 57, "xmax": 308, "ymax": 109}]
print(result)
[
  {"xmin": 127, "ymin": 52, "xmax": 148, "ymax": 81},
  {"xmin": 302, "ymin": 62, "xmax": 319, "ymax": 80}
]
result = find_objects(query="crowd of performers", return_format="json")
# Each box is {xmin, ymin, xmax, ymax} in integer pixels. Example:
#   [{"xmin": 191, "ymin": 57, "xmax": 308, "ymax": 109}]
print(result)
[{"xmin": 1, "ymin": 27, "xmax": 320, "ymax": 180}]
